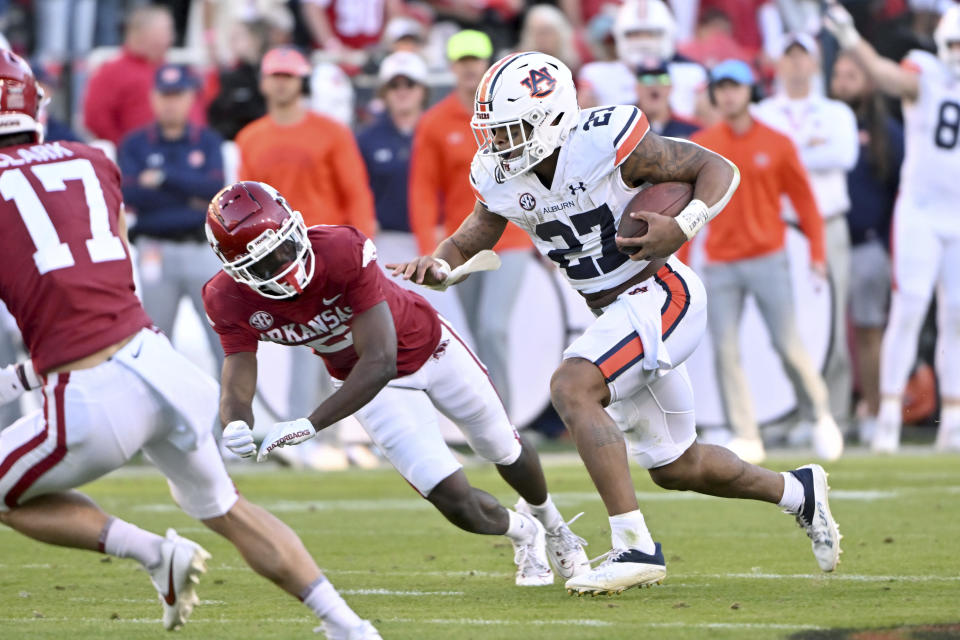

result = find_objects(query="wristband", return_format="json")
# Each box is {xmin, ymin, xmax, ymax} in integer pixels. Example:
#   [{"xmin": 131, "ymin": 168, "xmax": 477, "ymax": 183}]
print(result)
[
  {"xmin": 433, "ymin": 258, "xmax": 452, "ymax": 279},
  {"xmin": 674, "ymin": 199, "xmax": 710, "ymax": 240}
]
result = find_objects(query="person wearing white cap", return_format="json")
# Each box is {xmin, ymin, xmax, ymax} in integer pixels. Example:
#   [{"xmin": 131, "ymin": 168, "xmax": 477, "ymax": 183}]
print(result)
[{"xmin": 754, "ymin": 32, "xmax": 860, "ymax": 439}]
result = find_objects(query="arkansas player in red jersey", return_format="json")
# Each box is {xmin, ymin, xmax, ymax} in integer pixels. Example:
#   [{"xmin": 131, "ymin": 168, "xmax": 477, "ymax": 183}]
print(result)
[
  {"xmin": 203, "ymin": 181, "xmax": 590, "ymax": 586},
  {"xmin": 0, "ymin": 50, "xmax": 380, "ymax": 640}
]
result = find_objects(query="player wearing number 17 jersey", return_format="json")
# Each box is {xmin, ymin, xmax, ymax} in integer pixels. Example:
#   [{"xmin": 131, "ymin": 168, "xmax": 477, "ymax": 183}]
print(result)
[
  {"xmin": 0, "ymin": 49, "xmax": 380, "ymax": 639},
  {"xmin": 391, "ymin": 51, "xmax": 843, "ymax": 595},
  {"xmin": 826, "ymin": 3, "xmax": 960, "ymax": 453}
]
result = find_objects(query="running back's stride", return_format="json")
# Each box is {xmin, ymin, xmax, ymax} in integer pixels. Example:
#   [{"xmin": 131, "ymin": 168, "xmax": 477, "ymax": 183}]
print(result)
[{"xmin": 390, "ymin": 51, "xmax": 843, "ymax": 595}]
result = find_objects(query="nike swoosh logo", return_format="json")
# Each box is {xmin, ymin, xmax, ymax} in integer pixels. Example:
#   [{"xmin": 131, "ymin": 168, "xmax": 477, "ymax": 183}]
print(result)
[
  {"xmin": 163, "ymin": 548, "xmax": 176, "ymax": 606},
  {"xmin": 132, "ymin": 343, "xmax": 143, "ymax": 358},
  {"xmin": 322, "ymin": 294, "xmax": 342, "ymax": 305}
]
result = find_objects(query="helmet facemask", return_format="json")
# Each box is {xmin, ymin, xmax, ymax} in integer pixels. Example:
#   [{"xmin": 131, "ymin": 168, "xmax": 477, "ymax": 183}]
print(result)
[
  {"xmin": 473, "ymin": 108, "xmax": 558, "ymax": 179},
  {"xmin": 209, "ymin": 210, "xmax": 315, "ymax": 299}
]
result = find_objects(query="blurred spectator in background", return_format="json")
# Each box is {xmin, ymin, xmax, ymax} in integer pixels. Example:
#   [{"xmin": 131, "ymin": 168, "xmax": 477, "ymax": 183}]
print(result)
[
  {"xmin": 518, "ymin": 4, "xmax": 582, "ymax": 73},
  {"xmin": 300, "ymin": 0, "xmax": 403, "ymax": 60},
  {"xmin": 118, "ymin": 64, "xmax": 225, "ymax": 373},
  {"xmin": 235, "ymin": 45, "xmax": 375, "ymax": 470},
  {"xmin": 634, "ymin": 58, "xmax": 699, "ymax": 137},
  {"xmin": 381, "ymin": 15, "xmax": 426, "ymax": 54},
  {"xmin": 309, "ymin": 61, "xmax": 356, "ymax": 126},
  {"xmin": 679, "ymin": 8, "xmax": 754, "ymax": 68},
  {"xmin": 692, "ymin": 60, "xmax": 842, "ymax": 464},
  {"xmin": 830, "ymin": 49, "xmax": 904, "ymax": 444},
  {"xmin": 33, "ymin": 62, "xmax": 81, "ymax": 142},
  {"xmin": 34, "ymin": 0, "xmax": 95, "ymax": 65},
  {"xmin": 358, "ymin": 51, "xmax": 427, "ymax": 262},
  {"xmin": 755, "ymin": 34, "xmax": 859, "ymax": 431},
  {"xmin": 207, "ymin": 18, "xmax": 269, "ymax": 140},
  {"xmin": 84, "ymin": 5, "xmax": 205, "ymax": 145},
  {"xmin": 235, "ymin": 46, "xmax": 374, "ymax": 233},
  {"xmin": 409, "ymin": 29, "xmax": 533, "ymax": 414},
  {"xmin": 697, "ymin": 0, "xmax": 769, "ymax": 56},
  {"xmin": 578, "ymin": 6, "xmax": 636, "ymax": 108}
]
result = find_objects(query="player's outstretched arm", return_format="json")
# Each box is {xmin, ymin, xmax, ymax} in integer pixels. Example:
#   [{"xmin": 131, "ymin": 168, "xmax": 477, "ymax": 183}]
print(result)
[
  {"xmin": 220, "ymin": 352, "xmax": 257, "ymax": 428},
  {"xmin": 387, "ymin": 200, "xmax": 507, "ymax": 286},
  {"xmin": 823, "ymin": 1, "xmax": 919, "ymax": 100},
  {"xmin": 617, "ymin": 131, "xmax": 740, "ymax": 260}
]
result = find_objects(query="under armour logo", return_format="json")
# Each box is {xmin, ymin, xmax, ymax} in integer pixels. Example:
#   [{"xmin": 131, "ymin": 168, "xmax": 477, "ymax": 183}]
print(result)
[
  {"xmin": 520, "ymin": 66, "xmax": 557, "ymax": 98},
  {"xmin": 569, "ymin": 182, "xmax": 586, "ymax": 195}
]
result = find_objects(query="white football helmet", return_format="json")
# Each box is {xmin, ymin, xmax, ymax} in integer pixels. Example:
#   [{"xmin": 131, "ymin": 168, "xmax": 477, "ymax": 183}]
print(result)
[
  {"xmin": 614, "ymin": 0, "xmax": 677, "ymax": 67},
  {"xmin": 471, "ymin": 51, "xmax": 579, "ymax": 180},
  {"xmin": 935, "ymin": 5, "xmax": 960, "ymax": 77}
]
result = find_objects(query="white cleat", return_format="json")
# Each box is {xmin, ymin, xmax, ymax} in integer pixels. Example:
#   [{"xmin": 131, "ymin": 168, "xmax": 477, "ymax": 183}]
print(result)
[
  {"xmin": 871, "ymin": 416, "xmax": 901, "ymax": 454},
  {"xmin": 515, "ymin": 499, "xmax": 590, "ymax": 580},
  {"xmin": 724, "ymin": 437, "xmax": 767, "ymax": 464},
  {"xmin": 564, "ymin": 544, "xmax": 666, "ymax": 596},
  {"xmin": 788, "ymin": 464, "xmax": 842, "ymax": 572},
  {"xmin": 812, "ymin": 415, "xmax": 844, "ymax": 461},
  {"xmin": 315, "ymin": 619, "xmax": 383, "ymax": 639},
  {"xmin": 934, "ymin": 423, "xmax": 960, "ymax": 453},
  {"xmin": 148, "ymin": 529, "xmax": 211, "ymax": 630},
  {"xmin": 511, "ymin": 513, "xmax": 554, "ymax": 586}
]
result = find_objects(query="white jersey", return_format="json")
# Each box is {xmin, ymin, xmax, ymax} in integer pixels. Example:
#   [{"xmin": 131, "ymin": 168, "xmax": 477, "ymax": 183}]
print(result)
[
  {"xmin": 899, "ymin": 49, "xmax": 960, "ymax": 219},
  {"xmin": 470, "ymin": 105, "xmax": 652, "ymax": 294}
]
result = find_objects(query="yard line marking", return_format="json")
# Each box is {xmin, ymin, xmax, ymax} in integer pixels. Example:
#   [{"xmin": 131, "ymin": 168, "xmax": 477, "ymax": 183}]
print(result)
[
  {"xmin": 685, "ymin": 573, "xmax": 960, "ymax": 582},
  {"xmin": 386, "ymin": 617, "xmax": 613, "ymax": 627},
  {"xmin": 340, "ymin": 589, "xmax": 463, "ymax": 596},
  {"xmin": 127, "ymin": 486, "xmax": 960, "ymax": 514}
]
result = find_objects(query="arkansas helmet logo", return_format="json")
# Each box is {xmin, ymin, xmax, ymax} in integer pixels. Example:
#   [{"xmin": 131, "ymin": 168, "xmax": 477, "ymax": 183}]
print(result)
[
  {"xmin": 249, "ymin": 311, "xmax": 274, "ymax": 330},
  {"xmin": 520, "ymin": 67, "xmax": 557, "ymax": 98}
]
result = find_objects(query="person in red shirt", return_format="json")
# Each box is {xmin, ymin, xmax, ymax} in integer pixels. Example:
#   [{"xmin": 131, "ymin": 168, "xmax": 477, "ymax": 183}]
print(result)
[
  {"xmin": 0, "ymin": 51, "xmax": 379, "ymax": 639},
  {"xmin": 409, "ymin": 30, "xmax": 534, "ymax": 414},
  {"xmin": 82, "ymin": 5, "xmax": 205, "ymax": 145},
  {"xmin": 691, "ymin": 60, "xmax": 842, "ymax": 464},
  {"xmin": 203, "ymin": 181, "xmax": 589, "ymax": 587}
]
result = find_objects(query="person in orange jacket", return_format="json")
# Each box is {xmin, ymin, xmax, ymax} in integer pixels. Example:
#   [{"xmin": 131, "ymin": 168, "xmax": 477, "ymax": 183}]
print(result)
[
  {"xmin": 408, "ymin": 30, "xmax": 533, "ymax": 414},
  {"xmin": 690, "ymin": 60, "xmax": 843, "ymax": 464}
]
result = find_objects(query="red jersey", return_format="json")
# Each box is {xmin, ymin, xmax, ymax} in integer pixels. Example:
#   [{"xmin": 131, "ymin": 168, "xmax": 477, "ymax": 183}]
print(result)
[
  {"xmin": 202, "ymin": 225, "xmax": 441, "ymax": 380},
  {"xmin": 0, "ymin": 141, "xmax": 152, "ymax": 373}
]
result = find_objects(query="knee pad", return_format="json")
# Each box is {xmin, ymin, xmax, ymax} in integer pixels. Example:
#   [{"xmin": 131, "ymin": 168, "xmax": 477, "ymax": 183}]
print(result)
[
  {"xmin": 469, "ymin": 422, "xmax": 522, "ymax": 467},
  {"xmin": 612, "ymin": 368, "xmax": 696, "ymax": 469}
]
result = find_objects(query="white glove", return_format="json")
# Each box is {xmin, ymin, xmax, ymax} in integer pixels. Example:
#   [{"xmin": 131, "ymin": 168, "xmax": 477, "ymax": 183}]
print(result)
[
  {"xmin": 257, "ymin": 418, "xmax": 317, "ymax": 462},
  {"xmin": 823, "ymin": 2, "xmax": 861, "ymax": 49},
  {"xmin": 223, "ymin": 420, "xmax": 257, "ymax": 458},
  {"xmin": 0, "ymin": 360, "xmax": 41, "ymax": 406}
]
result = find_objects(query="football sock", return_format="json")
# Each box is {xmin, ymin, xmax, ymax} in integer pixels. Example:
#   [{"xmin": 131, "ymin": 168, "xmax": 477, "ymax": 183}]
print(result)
[
  {"xmin": 609, "ymin": 510, "xmax": 655, "ymax": 555},
  {"xmin": 301, "ymin": 576, "xmax": 363, "ymax": 629},
  {"xmin": 99, "ymin": 517, "xmax": 163, "ymax": 569},
  {"xmin": 525, "ymin": 494, "xmax": 564, "ymax": 532},
  {"xmin": 505, "ymin": 509, "xmax": 537, "ymax": 544},
  {"xmin": 778, "ymin": 471, "xmax": 805, "ymax": 515},
  {"xmin": 878, "ymin": 397, "xmax": 902, "ymax": 430}
]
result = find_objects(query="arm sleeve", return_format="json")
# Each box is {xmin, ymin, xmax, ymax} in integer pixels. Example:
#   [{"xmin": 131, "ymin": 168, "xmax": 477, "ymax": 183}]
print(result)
[
  {"xmin": 330, "ymin": 124, "xmax": 376, "ymax": 237},
  {"xmin": 161, "ymin": 130, "xmax": 226, "ymax": 199},
  {"xmin": 82, "ymin": 68, "xmax": 122, "ymax": 144},
  {"xmin": 408, "ymin": 120, "xmax": 443, "ymax": 254},
  {"xmin": 779, "ymin": 138, "xmax": 826, "ymax": 264},
  {"xmin": 796, "ymin": 102, "xmax": 859, "ymax": 172},
  {"xmin": 202, "ymin": 283, "xmax": 260, "ymax": 355},
  {"xmin": 339, "ymin": 232, "xmax": 387, "ymax": 315}
]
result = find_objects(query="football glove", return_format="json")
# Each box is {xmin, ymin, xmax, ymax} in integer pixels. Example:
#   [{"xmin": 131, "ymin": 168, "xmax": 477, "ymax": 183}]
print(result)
[
  {"xmin": 0, "ymin": 360, "xmax": 41, "ymax": 406},
  {"xmin": 223, "ymin": 420, "xmax": 257, "ymax": 458},
  {"xmin": 257, "ymin": 418, "xmax": 317, "ymax": 462}
]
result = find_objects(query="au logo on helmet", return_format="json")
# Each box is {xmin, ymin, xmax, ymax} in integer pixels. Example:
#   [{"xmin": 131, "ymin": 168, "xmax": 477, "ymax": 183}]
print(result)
[{"xmin": 520, "ymin": 67, "xmax": 557, "ymax": 98}]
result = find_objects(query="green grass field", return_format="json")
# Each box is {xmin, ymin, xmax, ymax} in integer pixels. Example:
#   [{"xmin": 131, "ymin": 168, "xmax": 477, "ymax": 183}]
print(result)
[{"xmin": 2, "ymin": 451, "xmax": 959, "ymax": 639}]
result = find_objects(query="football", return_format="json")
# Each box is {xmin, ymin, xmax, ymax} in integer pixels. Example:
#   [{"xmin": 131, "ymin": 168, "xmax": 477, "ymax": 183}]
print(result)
[{"xmin": 617, "ymin": 181, "xmax": 694, "ymax": 255}]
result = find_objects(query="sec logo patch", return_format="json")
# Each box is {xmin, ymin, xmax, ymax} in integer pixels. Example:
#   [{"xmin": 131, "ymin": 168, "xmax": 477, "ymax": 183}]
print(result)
[
  {"xmin": 519, "ymin": 193, "xmax": 536, "ymax": 211},
  {"xmin": 249, "ymin": 311, "xmax": 274, "ymax": 330}
]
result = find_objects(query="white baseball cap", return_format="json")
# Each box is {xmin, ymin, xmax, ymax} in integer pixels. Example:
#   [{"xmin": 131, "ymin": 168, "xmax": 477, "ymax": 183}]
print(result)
[
  {"xmin": 378, "ymin": 51, "xmax": 428, "ymax": 85},
  {"xmin": 780, "ymin": 32, "xmax": 820, "ymax": 58}
]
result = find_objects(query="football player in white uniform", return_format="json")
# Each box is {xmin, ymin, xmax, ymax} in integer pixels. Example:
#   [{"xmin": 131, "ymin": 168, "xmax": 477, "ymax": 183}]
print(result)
[
  {"xmin": 578, "ymin": 0, "xmax": 707, "ymax": 119},
  {"xmin": 390, "ymin": 51, "xmax": 842, "ymax": 595},
  {"xmin": 825, "ymin": 3, "xmax": 960, "ymax": 452}
]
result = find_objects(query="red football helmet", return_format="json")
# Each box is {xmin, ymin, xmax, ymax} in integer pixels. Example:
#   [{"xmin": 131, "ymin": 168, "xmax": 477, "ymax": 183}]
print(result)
[
  {"xmin": 0, "ymin": 49, "xmax": 44, "ymax": 143},
  {"xmin": 206, "ymin": 181, "xmax": 315, "ymax": 299}
]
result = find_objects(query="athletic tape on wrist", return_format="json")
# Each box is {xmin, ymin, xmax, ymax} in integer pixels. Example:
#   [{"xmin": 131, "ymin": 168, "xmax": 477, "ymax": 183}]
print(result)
[{"xmin": 674, "ymin": 199, "xmax": 710, "ymax": 240}]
